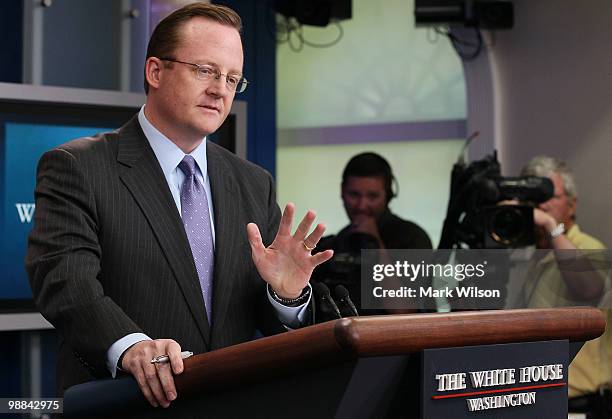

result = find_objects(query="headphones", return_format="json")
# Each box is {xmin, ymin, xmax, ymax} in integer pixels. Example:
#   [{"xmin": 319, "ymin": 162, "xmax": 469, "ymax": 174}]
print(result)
[
  {"xmin": 387, "ymin": 174, "xmax": 399, "ymax": 203},
  {"xmin": 382, "ymin": 165, "xmax": 399, "ymax": 204}
]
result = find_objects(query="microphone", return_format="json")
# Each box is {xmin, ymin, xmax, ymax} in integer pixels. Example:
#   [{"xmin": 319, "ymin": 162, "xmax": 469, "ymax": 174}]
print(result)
[
  {"xmin": 312, "ymin": 282, "xmax": 342, "ymax": 320},
  {"xmin": 335, "ymin": 285, "xmax": 359, "ymax": 317}
]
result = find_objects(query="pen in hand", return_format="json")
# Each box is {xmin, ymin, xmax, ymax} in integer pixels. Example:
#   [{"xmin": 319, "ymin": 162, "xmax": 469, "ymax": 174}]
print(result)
[{"xmin": 150, "ymin": 350, "xmax": 193, "ymax": 364}]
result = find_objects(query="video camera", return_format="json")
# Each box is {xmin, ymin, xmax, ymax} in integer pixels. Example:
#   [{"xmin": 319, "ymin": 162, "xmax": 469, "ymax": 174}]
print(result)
[
  {"xmin": 438, "ymin": 151, "xmax": 553, "ymax": 249},
  {"xmin": 311, "ymin": 232, "xmax": 379, "ymax": 315}
]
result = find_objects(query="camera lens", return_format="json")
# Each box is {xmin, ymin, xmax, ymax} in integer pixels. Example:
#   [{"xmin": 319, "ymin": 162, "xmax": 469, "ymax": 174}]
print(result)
[{"xmin": 488, "ymin": 206, "xmax": 526, "ymax": 245}]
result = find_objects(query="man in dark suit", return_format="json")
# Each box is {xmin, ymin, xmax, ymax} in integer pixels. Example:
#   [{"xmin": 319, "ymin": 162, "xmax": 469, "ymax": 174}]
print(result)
[{"xmin": 25, "ymin": 2, "xmax": 333, "ymax": 409}]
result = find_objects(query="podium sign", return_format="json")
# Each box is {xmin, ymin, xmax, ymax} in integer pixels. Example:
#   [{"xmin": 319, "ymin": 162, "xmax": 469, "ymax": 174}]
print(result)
[{"xmin": 422, "ymin": 340, "xmax": 568, "ymax": 418}]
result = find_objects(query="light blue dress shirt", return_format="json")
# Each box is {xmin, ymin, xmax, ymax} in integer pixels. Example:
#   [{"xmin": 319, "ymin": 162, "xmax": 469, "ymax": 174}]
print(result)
[{"xmin": 106, "ymin": 106, "xmax": 310, "ymax": 377}]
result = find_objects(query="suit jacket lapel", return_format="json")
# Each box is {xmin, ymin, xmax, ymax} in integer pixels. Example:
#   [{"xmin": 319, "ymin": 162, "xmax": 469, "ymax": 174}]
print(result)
[
  {"xmin": 207, "ymin": 143, "xmax": 240, "ymax": 340},
  {"xmin": 116, "ymin": 117, "xmax": 211, "ymax": 347}
]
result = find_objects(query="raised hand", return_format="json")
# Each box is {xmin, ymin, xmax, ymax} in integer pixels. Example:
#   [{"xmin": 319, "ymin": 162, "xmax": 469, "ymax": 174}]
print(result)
[{"xmin": 247, "ymin": 203, "xmax": 334, "ymax": 298}]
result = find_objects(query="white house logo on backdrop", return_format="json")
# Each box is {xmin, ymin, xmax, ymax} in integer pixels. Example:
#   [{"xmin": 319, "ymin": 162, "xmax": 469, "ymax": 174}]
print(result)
[
  {"xmin": 433, "ymin": 364, "xmax": 565, "ymax": 412},
  {"xmin": 15, "ymin": 203, "xmax": 35, "ymax": 223}
]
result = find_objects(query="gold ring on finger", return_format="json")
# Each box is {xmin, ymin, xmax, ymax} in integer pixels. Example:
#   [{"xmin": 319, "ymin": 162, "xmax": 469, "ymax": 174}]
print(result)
[{"xmin": 302, "ymin": 241, "xmax": 315, "ymax": 252}]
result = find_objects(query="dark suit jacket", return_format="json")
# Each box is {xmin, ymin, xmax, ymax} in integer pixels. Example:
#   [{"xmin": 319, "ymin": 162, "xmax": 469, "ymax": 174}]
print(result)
[{"xmin": 26, "ymin": 116, "xmax": 285, "ymax": 393}]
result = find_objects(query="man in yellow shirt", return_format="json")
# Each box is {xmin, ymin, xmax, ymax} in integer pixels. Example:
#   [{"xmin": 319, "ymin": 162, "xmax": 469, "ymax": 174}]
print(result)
[{"xmin": 521, "ymin": 155, "xmax": 611, "ymax": 417}]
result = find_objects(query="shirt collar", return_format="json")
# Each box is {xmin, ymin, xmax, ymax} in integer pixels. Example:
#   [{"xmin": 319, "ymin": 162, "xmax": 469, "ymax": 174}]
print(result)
[
  {"xmin": 566, "ymin": 223, "xmax": 579, "ymax": 242},
  {"xmin": 137, "ymin": 105, "xmax": 208, "ymax": 178}
]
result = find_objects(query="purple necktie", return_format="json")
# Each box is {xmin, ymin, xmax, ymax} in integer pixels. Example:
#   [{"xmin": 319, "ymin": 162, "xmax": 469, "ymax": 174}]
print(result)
[{"xmin": 178, "ymin": 155, "xmax": 214, "ymax": 322}]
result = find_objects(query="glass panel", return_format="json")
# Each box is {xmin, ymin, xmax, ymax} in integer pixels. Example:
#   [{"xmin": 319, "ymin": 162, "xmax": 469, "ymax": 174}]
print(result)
[{"xmin": 277, "ymin": 140, "xmax": 464, "ymax": 246}]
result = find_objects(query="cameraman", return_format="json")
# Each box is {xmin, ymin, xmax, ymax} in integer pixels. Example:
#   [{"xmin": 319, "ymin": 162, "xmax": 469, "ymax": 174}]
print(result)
[
  {"xmin": 331, "ymin": 152, "xmax": 431, "ymax": 250},
  {"xmin": 521, "ymin": 155, "xmax": 611, "ymax": 417},
  {"xmin": 313, "ymin": 152, "xmax": 432, "ymax": 314}
]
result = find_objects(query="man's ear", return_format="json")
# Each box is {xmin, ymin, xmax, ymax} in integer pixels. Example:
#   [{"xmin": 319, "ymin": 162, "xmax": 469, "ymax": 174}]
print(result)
[{"xmin": 145, "ymin": 57, "xmax": 163, "ymax": 90}]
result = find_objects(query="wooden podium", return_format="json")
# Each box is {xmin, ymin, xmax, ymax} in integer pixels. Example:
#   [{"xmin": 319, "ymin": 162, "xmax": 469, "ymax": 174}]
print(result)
[{"xmin": 64, "ymin": 307, "xmax": 605, "ymax": 418}]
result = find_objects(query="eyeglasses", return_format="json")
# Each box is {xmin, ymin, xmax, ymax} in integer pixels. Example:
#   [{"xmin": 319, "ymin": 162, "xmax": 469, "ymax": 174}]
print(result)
[{"xmin": 159, "ymin": 57, "xmax": 249, "ymax": 93}]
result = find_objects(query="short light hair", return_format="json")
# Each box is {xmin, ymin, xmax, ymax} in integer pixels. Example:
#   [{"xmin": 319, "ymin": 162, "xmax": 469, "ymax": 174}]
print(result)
[
  {"xmin": 520, "ymin": 155, "xmax": 577, "ymax": 200},
  {"xmin": 144, "ymin": 2, "xmax": 242, "ymax": 94}
]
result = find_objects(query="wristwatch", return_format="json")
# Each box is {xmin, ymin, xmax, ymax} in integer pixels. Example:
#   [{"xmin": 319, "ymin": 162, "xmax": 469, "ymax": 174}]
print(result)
[
  {"xmin": 269, "ymin": 285, "xmax": 311, "ymax": 307},
  {"xmin": 549, "ymin": 222, "xmax": 565, "ymax": 239}
]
